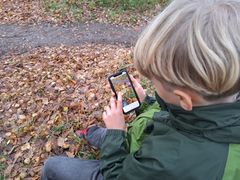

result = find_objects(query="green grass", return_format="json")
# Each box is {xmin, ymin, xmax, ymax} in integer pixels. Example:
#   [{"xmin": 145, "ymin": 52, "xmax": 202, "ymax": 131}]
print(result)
[
  {"xmin": 98, "ymin": 0, "xmax": 161, "ymax": 12},
  {"xmin": 51, "ymin": 122, "xmax": 72, "ymax": 136},
  {"xmin": 42, "ymin": 0, "xmax": 84, "ymax": 21},
  {"xmin": 52, "ymin": 124, "xmax": 66, "ymax": 133},
  {"xmin": 42, "ymin": 0, "xmax": 169, "ymax": 23}
]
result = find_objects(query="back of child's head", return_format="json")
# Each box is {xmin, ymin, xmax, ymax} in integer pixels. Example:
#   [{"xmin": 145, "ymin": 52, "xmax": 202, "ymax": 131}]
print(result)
[{"xmin": 134, "ymin": 0, "xmax": 240, "ymax": 100}]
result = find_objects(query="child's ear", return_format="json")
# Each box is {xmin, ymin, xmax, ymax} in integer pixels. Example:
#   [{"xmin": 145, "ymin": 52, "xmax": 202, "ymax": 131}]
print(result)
[{"xmin": 173, "ymin": 90, "xmax": 193, "ymax": 111}]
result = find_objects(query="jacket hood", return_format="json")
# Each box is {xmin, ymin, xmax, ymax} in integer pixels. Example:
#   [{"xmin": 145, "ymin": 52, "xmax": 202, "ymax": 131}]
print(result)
[{"xmin": 155, "ymin": 93, "xmax": 240, "ymax": 143}]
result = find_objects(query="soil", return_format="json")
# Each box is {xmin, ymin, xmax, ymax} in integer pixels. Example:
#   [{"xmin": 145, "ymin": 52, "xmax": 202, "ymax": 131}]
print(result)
[{"xmin": 0, "ymin": 23, "xmax": 143, "ymax": 57}]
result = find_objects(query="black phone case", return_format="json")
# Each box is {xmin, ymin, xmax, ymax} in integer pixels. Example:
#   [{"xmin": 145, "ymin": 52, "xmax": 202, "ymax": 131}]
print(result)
[{"xmin": 108, "ymin": 69, "xmax": 141, "ymax": 114}]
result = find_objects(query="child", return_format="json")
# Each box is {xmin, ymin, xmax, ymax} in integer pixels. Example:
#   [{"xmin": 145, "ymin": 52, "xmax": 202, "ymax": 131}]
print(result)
[{"xmin": 41, "ymin": 0, "xmax": 240, "ymax": 179}]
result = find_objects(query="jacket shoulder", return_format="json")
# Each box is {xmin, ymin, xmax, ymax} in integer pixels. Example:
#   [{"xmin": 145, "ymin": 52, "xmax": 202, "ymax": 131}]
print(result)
[{"xmin": 138, "ymin": 122, "xmax": 228, "ymax": 180}]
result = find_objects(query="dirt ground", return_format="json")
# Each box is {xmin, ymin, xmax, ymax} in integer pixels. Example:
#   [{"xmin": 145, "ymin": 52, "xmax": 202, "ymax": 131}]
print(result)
[{"xmin": 0, "ymin": 23, "xmax": 141, "ymax": 58}]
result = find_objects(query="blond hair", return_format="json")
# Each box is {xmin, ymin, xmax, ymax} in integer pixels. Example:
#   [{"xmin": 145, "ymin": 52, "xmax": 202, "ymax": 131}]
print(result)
[{"xmin": 134, "ymin": 0, "xmax": 240, "ymax": 99}]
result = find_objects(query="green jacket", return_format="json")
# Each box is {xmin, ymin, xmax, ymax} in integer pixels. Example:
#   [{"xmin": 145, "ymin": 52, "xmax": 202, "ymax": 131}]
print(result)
[
  {"xmin": 127, "ymin": 96, "xmax": 160, "ymax": 153},
  {"xmin": 100, "ymin": 95, "xmax": 240, "ymax": 180}
]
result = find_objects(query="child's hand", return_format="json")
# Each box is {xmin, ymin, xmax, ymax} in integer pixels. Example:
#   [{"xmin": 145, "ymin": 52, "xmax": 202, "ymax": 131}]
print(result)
[
  {"xmin": 130, "ymin": 75, "xmax": 146, "ymax": 102},
  {"xmin": 102, "ymin": 92, "xmax": 126, "ymax": 131}
]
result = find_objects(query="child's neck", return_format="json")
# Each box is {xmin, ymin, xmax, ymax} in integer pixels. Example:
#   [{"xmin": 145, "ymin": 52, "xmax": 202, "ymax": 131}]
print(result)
[{"xmin": 193, "ymin": 93, "xmax": 239, "ymax": 107}]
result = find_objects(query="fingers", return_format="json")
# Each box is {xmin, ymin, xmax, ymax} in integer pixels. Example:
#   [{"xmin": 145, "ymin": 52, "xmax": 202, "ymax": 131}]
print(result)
[
  {"xmin": 110, "ymin": 96, "xmax": 116, "ymax": 109},
  {"xmin": 130, "ymin": 75, "xmax": 137, "ymax": 83},
  {"xmin": 104, "ymin": 97, "xmax": 117, "ymax": 114},
  {"xmin": 130, "ymin": 75, "xmax": 140, "ymax": 87},
  {"xmin": 117, "ymin": 92, "xmax": 122, "ymax": 109},
  {"xmin": 103, "ymin": 94, "xmax": 121, "ymax": 122},
  {"xmin": 102, "ymin": 111, "xmax": 107, "ymax": 120},
  {"xmin": 106, "ymin": 106, "xmax": 111, "ymax": 113}
]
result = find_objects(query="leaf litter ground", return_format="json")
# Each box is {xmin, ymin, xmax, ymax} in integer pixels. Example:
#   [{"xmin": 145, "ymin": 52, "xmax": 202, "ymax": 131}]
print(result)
[
  {"xmin": 0, "ymin": 44, "xmax": 141, "ymax": 179},
  {"xmin": 0, "ymin": 0, "xmax": 163, "ymax": 26}
]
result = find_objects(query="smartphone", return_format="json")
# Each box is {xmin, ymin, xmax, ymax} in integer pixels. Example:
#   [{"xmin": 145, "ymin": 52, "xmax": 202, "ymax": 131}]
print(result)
[{"xmin": 108, "ymin": 69, "xmax": 141, "ymax": 114}]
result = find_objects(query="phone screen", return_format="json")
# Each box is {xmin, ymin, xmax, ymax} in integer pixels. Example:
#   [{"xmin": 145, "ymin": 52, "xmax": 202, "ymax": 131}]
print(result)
[{"xmin": 110, "ymin": 71, "xmax": 140, "ymax": 113}]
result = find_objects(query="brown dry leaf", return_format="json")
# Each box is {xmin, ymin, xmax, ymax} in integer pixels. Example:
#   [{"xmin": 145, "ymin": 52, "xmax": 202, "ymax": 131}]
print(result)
[
  {"xmin": 20, "ymin": 142, "xmax": 31, "ymax": 151},
  {"xmin": 62, "ymin": 143, "xmax": 70, "ymax": 149},
  {"xmin": 18, "ymin": 114, "xmax": 26, "ymax": 120},
  {"xmin": 45, "ymin": 140, "xmax": 52, "ymax": 152},
  {"xmin": 23, "ymin": 157, "xmax": 31, "ymax": 165},
  {"xmin": 66, "ymin": 151, "xmax": 75, "ymax": 158},
  {"xmin": 57, "ymin": 137, "xmax": 69, "ymax": 149},
  {"xmin": 5, "ymin": 132, "xmax": 12, "ymax": 137},
  {"xmin": 19, "ymin": 171, "xmax": 27, "ymax": 179},
  {"xmin": 63, "ymin": 106, "xmax": 69, "ymax": 112},
  {"xmin": 57, "ymin": 137, "xmax": 65, "ymax": 147},
  {"xmin": 42, "ymin": 98, "xmax": 49, "ymax": 105}
]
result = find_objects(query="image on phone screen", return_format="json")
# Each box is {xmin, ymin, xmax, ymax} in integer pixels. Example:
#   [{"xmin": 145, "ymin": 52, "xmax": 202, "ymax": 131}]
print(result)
[{"xmin": 110, "ymin": 71, "xmax": 140, "ymax": 113}]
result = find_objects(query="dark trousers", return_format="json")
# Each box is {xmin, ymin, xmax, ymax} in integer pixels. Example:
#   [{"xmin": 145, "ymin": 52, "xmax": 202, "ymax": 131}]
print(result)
[{"xmin": 41, "ymin": 156, "xmax": 103, "ymax": 180}]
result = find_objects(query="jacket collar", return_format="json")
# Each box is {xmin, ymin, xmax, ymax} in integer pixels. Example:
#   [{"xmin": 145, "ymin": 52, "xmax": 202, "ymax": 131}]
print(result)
[{"xmin": 155, "ymin": 92, "xmax": 240, "ymax": 143}]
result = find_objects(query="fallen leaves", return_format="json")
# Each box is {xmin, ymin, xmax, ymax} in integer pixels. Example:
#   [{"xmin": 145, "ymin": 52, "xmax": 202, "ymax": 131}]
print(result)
[
  {"xmin": 4, "ymin": 151, "xmax": 22, "ymax": 176},
  {"xmin": 45, "ymin": 140, "xmax": 52, "ymax": 153},
  {"xmin": 57, "ymin": 137, "xmax": 69, "ymax": 149},
  {"xmin": 20, "ymin": 143, "xmax": 31, "ymax": 151},
  {"xmin": 0, "ymin": 0, "xmax": 162, "ymax": 26},
  {"xmin": 0, "ymin": 0, "xmax": 50, "ymax": 24},
  {"xmin": 0, "ymin": 44, "xmax": 135, "ymax": 179}
]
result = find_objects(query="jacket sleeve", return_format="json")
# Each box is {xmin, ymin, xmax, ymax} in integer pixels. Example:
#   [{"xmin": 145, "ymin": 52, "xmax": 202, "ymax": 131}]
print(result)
[
  {"xmin": 99, "ymin": 128, "xmax": 179, "ymax": 180},
  {"xmin": 135, "ymin": 95, "xmax": 157, "ymax": 116}
]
